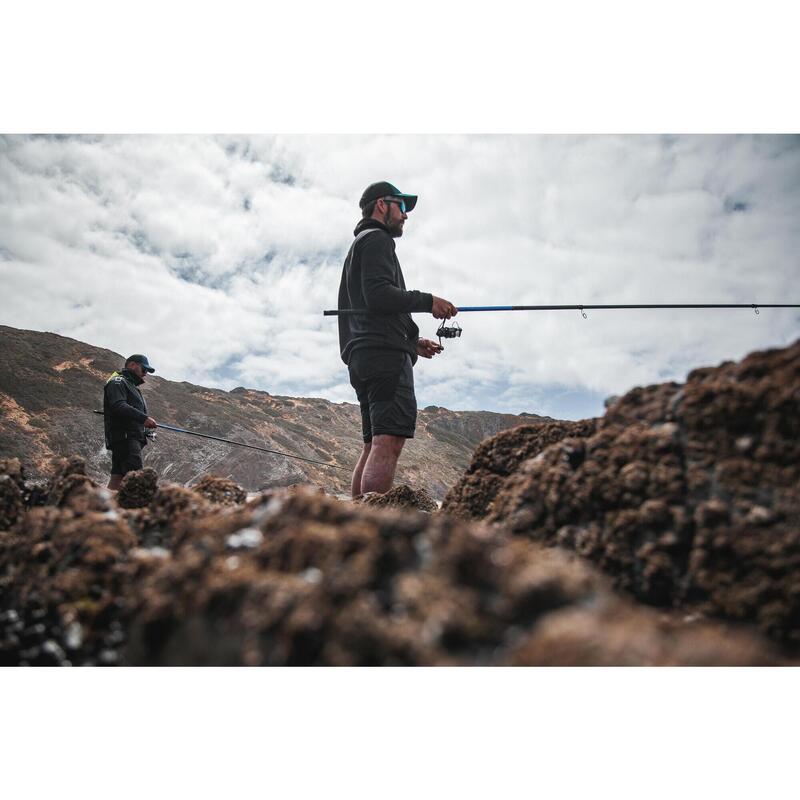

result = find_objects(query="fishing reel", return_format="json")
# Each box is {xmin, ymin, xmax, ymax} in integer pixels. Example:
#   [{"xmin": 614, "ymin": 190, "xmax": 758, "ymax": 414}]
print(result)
[
  {"xmin": 145, "ymin": 429, "xmax": 157, "ymax": 442},
  {"xmin": 436, "ymin": 319, "xmax": 462, "ymax": 349}
]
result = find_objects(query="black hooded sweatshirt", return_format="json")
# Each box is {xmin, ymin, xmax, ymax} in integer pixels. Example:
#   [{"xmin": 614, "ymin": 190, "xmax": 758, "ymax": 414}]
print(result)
[{"xmin": 337, "ymin": 218, "xmax": 433, "ymax": 365}]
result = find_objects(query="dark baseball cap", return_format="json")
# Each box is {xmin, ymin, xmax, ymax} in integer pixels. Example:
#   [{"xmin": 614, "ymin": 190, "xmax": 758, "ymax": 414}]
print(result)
[
  {"xmin": 359, "ymin": 181, "xmax": 418, "ymax": 212},
  {"xmin": 126, "ymin": 354, "xmax": 155, "ymax": 373}
]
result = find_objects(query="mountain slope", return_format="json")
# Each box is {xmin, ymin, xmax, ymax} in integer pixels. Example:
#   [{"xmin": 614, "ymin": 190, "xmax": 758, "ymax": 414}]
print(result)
[{"xmin": 0, "ymin": 326, "xmax": 550, "ymax": 499}]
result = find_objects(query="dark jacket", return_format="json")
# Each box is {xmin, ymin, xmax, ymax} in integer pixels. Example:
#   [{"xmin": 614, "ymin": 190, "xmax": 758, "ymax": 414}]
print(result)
[
  {"xmin": 338, "ymin": 218, "xmax": 433, "ymax": 365},
  {"xmin": 103, "ymin": 369, "xmax": 149, "ymax": 449}
]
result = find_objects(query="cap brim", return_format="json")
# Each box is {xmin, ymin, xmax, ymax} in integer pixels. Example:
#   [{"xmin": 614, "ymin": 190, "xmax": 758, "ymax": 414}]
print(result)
[
  {"xmin": 145, "ymin": 367, "xmax": 155, "ymax": 373},
  {"xmin": 395, "ymin": 193, "xmax": 417, "ymax": 212}
]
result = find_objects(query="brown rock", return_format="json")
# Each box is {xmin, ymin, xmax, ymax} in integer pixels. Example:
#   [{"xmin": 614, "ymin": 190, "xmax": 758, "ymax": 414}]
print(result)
[
  {"xmin": 441, "ymin": 420, "xmax": 598, "ymax": 519},
  {"xmin": 117, "ymin": 468, "xmax": 159, "ymax": 509},
  {"xmin": 0, "ymin": 458, "xmax": 26, "ymax": 531},
  {"xmin": 130, "ymin": 484, "xmax": 212, "ymax": 549},
  {"xmin": 0, "ymin": 498, "xmax": 140, "ymax": 663},
  {"xmin": 358, "ymin": 485, "xmax": 438, "ymax": 513},
  {"xmin": 192, "ymin": 475, "xmax": 247, "ymax": 506},
  {"xmin": 1, "ymin": 436, "xmax": 793, "ymax": 666},
  {"xmin": 117, "ymin": 483, "xmax": 215, "ymax": 550},
  {"xmin": 507, "ymin": 602, "xmax": 782, "ymax": 666},
  {"xmin": 120, "ymin": 488, "xmax": 785, "ymax": 666},
  {"xmin": 45, "ymin": 456, "xmax": 106, "ymax": 512},
  {"xmin": 484, "ymin": 339, "xmax": 800, "ymax": 644}
]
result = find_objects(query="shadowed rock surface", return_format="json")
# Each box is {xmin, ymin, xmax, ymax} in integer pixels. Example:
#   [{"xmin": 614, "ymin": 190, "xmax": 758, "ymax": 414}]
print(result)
[
  {"xmin": 0, "ymin": 459, "xmax": 788, "ymax": 666},
  {"xmin": 476, "ymin": 340, "xmax": 800, "ymax": 644}
]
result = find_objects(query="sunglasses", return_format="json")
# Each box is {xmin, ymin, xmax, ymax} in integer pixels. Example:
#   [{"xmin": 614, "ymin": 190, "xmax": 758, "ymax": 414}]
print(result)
[{"xmin": 383, "ymin": 197, "xmax": 407, "ymax": 213}]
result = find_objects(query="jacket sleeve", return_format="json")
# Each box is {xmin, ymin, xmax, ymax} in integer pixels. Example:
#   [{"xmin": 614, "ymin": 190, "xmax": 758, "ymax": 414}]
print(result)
[
  {"xmin": 360, "ymin": 234, "xmax": 433, "ymax": 314},
  {"xmin": 104, "ymin": 380, "xmax": 148, "ymax": 423}
]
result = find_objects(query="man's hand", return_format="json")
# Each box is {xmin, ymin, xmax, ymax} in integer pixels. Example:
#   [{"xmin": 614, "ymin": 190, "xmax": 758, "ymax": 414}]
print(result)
[
  {"xmin": 417, "ymin": 338, "xmax": 444, "ymax": 359},
  {"xmin": 431, "ymin": 296, "xmax": 458, "ymax": 320},
  {"xmin": 144, "ymin": 417, "xmax": 157, "ymax": 429}
]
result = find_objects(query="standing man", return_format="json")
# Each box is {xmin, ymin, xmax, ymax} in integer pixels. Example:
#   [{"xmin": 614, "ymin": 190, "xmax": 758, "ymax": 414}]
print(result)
[
  {"xmin": 103, "ymin": 354, "xmax": 158, "ymax": 490},
  {"xmin": 338, "ymin": 181, "xmax": 457, "ymax": 498}
]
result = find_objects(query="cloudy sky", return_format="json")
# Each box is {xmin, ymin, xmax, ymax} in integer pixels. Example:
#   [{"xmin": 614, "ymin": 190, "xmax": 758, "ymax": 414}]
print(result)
[{"xmin": 1, "ymin": 134, "xmax": 798, "ymax": 419}]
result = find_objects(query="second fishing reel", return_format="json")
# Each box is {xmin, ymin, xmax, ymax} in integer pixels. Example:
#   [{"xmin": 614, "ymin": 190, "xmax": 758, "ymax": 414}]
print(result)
[{"xmin": 436, "ymin": 319, "xmax": 462, "ymax": 349}]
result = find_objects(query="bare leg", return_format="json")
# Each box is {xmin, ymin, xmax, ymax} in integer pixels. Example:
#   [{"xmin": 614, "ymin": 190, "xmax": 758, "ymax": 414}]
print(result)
[
  {"xmin": 108, "ymin": 474, "xmax": 123, "ymax": 491},
  {"xmin": 360, "ymin": 434, "xmax": 406, "ymax": 495},
  {"xmin": 351, "ymin": 442, "xmax": 371, "ymax": 498}
]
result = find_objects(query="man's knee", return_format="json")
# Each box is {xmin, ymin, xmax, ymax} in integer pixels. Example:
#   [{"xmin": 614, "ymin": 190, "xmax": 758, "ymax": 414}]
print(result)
[{"xmin": 370, "ymin": 434, "xmax": 406, "ymax": 455}]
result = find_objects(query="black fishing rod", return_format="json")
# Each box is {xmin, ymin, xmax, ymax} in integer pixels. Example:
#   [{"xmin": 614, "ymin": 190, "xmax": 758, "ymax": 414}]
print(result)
[
  {"xmin": 324, "ymin": 303, "xmax": 800, "ymax": 316},
  {"xmin": 92, "ymin": 411, "xmax": 348, "ymax": 472},
  {"xmin": 325, "ymin": 303, "xmax": 800, "ymax": 345}
]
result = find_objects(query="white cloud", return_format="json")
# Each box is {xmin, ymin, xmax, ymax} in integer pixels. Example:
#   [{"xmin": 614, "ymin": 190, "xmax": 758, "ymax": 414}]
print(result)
[{"xmin": 1, "ymin": 134, "xmax": 798, "ymax": 420}]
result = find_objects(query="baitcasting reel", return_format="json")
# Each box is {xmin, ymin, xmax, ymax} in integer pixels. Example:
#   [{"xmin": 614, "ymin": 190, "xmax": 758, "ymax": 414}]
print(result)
[{"xmin": 436, "ymin": 319, "xmax": 462, "ymax": 349}]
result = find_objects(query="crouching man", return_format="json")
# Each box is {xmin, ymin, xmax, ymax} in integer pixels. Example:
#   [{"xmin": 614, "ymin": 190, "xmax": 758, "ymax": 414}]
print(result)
[{"xmin": 103, "ymin": 354, "xmax": 158, "ymax": 490}]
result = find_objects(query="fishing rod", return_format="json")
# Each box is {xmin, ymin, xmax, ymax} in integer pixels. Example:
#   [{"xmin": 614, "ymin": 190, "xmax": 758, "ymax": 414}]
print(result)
[
  {"xmin": 92, "ymin": 410, "xmax": 348, "ymax": 472},
  {"xmin": 324, "ymin": 303, "xmax": 800, "ymax": 346},
  {"xmin": 324, "ymin": 303, "xmax": 800, "ymax": 316}
]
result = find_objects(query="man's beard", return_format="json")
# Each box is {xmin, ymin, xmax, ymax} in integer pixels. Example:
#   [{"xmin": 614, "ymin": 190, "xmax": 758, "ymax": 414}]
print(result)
[{"xmin": 382, "ymin": 209, "xmax": 404, "ymax": 237}]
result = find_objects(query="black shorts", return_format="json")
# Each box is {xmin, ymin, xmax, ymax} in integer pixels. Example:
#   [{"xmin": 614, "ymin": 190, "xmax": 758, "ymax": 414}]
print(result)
[
  {"xmin": 348, "ymin": 348, "xmax": 417, "ymax": 443},
  {"xmin": 110, "ymin": 436, "xmax": 144, "ymax": 476}
]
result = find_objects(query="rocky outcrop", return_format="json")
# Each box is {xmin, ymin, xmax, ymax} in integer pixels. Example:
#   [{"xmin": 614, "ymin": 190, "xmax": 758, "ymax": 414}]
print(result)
[
  {"xmin": 441, "ymin": 420, "xmax": 599, "ymax": 520},
  {"xmin": 124, "ymin": 489, "xmax": 781, "ymax": 666},
  {"xmin": 0, "ymin": 460, "xmax": 787, "ymax": 666},
  {"xmin": 480, "ymin": 340, "xmax": 800, "ymax": 644},
  {"xmin": 3, "ymin": 335, "xmax": 798, "ymax": 663},
  {"xmin": 118, "ymin": 468, "xmax": 159, "ymax": 508}
]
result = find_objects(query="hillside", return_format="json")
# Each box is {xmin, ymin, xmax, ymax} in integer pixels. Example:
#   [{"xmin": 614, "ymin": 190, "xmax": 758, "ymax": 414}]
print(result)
[{"xmin": 0, "ymin": 325, "xmax": 549, "ymax": 500}]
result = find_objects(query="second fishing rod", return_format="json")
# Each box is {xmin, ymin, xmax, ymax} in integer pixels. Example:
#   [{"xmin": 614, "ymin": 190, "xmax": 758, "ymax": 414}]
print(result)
[{"xmin": 92, "ymin": 410, "xmax": 348, "ymax": 472}]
